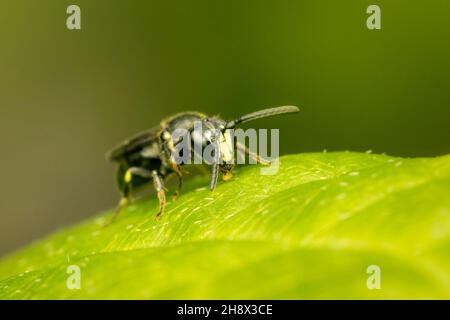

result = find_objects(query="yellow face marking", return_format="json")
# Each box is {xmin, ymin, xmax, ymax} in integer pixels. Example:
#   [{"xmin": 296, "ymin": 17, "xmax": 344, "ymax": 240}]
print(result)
[{"xmin": 220, "ymin": 130, "xmax": 234, "ymax": 163}]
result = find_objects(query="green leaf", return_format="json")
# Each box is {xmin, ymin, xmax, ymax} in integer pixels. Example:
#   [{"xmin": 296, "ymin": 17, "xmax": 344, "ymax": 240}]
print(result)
[{"xmin": 1, "ymin": 152, "xmax": 450, "ymax": 299}]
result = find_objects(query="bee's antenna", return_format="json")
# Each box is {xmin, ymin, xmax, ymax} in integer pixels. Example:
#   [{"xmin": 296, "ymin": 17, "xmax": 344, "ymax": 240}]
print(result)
[{"xmin": 225, "ymin": 105, "xmax": 299, "ymax": 129}]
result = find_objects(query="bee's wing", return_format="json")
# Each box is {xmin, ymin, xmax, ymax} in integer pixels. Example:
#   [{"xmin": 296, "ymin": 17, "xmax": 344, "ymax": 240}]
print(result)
[{"xmin": 106, "ymin": 126, "xmax": 161, "ymax": 162}]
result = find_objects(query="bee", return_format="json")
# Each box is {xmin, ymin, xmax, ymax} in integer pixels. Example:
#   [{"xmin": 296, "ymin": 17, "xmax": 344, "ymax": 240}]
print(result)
[{"xmin": 106, "ymin": 105, "xmax": 299, "ymax": 222}]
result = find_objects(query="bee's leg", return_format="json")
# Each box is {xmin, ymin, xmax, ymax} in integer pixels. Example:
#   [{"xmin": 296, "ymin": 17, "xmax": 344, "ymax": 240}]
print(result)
[
  {"xmin": 152, "ymin": 170, "xmax": 166, "ymax": 220},
  {"xmin": 210, "ymin": 163, "xmax": 220, "ymax": 191},
  {"xmin": 210, "ymin": 142, "xmax": 221, "ymax": 191},
  {"xmin": 171, "ymin": 162, "xmax": 182, "ymax": 176},
  {"xmin": 105, "ymin": 167, "xmax": 152, "ymax": 226},
  {"xmin": 170, "ymin": 162, "xmax": 183, "ymax": 200},
  {"xmin": 161, "ymin": 159, "xmax": 182, "ymax": 201},
  {"xmin": 236, "ymin": 142, "xmax": 271, "ymax": 165},
  {"xmin": 172, "ymin": 170, "xmax": 183, "ymax": 200},
  {"xmin": 114, "ymin": 197, "xmax": 129, "ymax": 217},
  {"xmin": 102, "ymin": 197, "xmax": 129, "ymax": 227}
]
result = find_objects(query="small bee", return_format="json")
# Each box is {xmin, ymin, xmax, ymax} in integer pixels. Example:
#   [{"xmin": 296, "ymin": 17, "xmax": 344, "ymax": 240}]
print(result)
[{"xmin": 106, "ymin": 105, "xmax": 299, "ymax": 222}]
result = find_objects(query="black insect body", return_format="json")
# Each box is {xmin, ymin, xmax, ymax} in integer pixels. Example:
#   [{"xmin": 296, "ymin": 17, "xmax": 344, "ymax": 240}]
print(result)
[{"xmin": 106, "ymin": 106, "xmax": 299, "ymax": 222}]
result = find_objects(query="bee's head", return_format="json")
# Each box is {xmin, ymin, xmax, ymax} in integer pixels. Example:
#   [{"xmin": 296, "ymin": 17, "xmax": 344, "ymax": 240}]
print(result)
[
  {"xmin": 191, "ymin": 118, "xmax": 227, "ymax": 146},
  {"xmin": 189, "ymin": 118, "xmax": 234, "ymax": 164}
]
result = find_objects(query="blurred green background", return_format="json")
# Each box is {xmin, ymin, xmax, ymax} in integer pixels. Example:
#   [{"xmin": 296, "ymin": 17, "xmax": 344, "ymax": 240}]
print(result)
[{"xmin": 0, "ymin": 0, "xmax": 449, "ymax": 256}]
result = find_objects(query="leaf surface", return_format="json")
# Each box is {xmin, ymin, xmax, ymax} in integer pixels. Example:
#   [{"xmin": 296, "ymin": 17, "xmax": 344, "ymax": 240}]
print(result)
[{"xmin": 1, "ymin": 152, "xmax": 450, "ymax": 299}]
